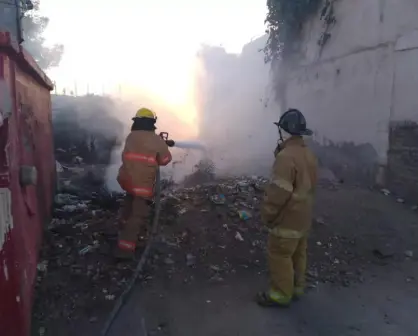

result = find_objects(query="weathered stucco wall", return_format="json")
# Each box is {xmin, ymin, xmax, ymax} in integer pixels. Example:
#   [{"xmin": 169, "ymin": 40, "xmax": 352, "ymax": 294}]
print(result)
[
  {"xmin": 281, "ymin": 0, "xmax": 418, "ymax": 189},
  {"xmin": 300, "ymin": 0, "xmax": 418, "ymax": 65}
]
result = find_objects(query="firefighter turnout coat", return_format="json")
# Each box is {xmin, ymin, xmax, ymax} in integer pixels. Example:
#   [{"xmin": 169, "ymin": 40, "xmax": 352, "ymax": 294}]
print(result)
[
  {"xmin": 261, "ymin": 136, "xmax": 318, "ymax": 238},
  {"xmin": 117, "ymin": 130, "xmax": 172, "ymax": 198}
]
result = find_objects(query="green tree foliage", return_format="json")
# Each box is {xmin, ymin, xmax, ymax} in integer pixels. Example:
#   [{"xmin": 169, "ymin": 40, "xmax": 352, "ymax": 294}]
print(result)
[
  {"xmin": 21, "ymin": 0, "xmax": 64, "ymax": 70},
  {"xmin": 264, "ymin": 0, "xmax": 322, "ymax": 62}
]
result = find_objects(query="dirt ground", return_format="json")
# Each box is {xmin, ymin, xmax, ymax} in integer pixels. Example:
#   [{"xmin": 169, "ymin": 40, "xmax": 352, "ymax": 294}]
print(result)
[
  {"xmin": 32, "ymin": 172, "xmax": 418, "ymax": 336},
  {"xmin": 117, "ymin": 179, "xmax": 418, "ymax": 336}
]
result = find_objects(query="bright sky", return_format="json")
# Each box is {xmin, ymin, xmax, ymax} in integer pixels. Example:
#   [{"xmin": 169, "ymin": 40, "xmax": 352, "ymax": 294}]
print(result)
[{"xmin": 39, "ymin": 0, "xmax": 267, "ymax": 127}]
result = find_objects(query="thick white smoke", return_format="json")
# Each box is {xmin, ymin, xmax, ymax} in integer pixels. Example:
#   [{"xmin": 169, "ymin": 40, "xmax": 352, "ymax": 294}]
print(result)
[
  {"xmin": 194, "ymin": 35, "xmax": 281, "ymax": 177},
  {"xmin": 104, "ymin": 35, "xmax": 281, "ymax": 191}
]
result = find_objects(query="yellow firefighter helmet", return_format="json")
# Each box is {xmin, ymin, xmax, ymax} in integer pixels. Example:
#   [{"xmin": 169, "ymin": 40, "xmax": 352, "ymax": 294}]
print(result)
[{"xmin": 134, "ymin": 107, "xmax": 157, "ymax": 120}]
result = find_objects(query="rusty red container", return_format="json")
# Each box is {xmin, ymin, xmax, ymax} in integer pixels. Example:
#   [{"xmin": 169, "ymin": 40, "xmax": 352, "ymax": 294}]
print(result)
[{"xmin": 0, "ymin": 31, "xmax": 55, "ymax": 336}]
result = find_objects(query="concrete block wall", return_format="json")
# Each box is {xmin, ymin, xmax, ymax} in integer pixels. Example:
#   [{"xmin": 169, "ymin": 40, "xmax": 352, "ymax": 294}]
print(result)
[
  {"xmin": 279, "ymin": 0, "xmax": 418, "ymax": 193},
  {"xmin": 285, "ymin": 44, "xmax": 393, "ymax": 183}
]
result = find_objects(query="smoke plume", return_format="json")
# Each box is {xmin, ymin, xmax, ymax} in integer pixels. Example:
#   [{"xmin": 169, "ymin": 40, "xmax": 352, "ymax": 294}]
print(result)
[
  {"xmin": 104, "ymin": 35, "xmax": 281, "ymax": 191},
  {"xmin": 54, "ymin": 35, "xmax": 281, "ymax": 192},
  {"xmin": 194, "ymin": 35, "xmax": 281, "ymax": 178}
]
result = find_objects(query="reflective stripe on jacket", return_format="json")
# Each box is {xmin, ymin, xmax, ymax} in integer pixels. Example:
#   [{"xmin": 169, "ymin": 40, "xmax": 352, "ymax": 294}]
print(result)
[
  {"xmin": 261, "ymin": 136, "xmax": 318, "ymax": 236},
  {"xmin": 117, "ymin": 130, "xmax": 172, "ymax": 198}
]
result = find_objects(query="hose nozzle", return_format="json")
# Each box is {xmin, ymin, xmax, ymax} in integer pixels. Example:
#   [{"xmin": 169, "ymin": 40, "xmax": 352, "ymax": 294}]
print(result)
[
  {"xmin": 159, "ymin": 132, "xmax": 175, "ymax": 147},
  {"xmin": 165, "ymin": 139, "xmax": 175, "ymax": 147}
]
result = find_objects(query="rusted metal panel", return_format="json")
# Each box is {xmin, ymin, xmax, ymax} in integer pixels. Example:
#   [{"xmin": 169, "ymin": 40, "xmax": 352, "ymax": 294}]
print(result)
[{"xmin": 0, "ymin": 32, "xmax": 54, "ymax": 336}]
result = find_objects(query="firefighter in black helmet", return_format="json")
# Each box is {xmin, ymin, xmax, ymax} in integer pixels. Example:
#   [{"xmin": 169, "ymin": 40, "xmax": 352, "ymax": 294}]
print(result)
[
  {"xmin": 257, "ymin": 109, "xmax": 318, "ymax": 307},
  {"xmin": 273, "ymin": 108, "xmax": 313, "ymax": 156}
]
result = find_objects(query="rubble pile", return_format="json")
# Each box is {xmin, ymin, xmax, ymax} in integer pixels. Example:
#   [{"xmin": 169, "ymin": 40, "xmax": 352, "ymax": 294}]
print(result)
[
  {"xmin": 33, "ymin": 187, "xmax": 136, "ymax": 327},
  {"xmin": 33, "ymin": 173, "xmax": 382, "ymax": 333},
  {"xmin": 146, "ymin": 176, "xmax": 369, "ymax": 289},
  {"xmin": 32, "ymin": 162, "xmax": 175, "ymax": 331},
  {"xmin": 136, "ymin": 176, "xmax": 268, "ymax": 289}
]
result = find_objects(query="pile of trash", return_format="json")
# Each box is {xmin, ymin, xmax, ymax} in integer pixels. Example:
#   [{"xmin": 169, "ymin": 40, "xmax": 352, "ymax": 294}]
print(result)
[
  {"xmin": 32, "ymin": 158, "xmax": 182, "ymax": 332},
  {"xmin": 163, "ymin": 175, "xmax": 266, "ymax": 219},
  {"xmin": 33, "ymin": 171, "xmax": 376, "ymax": 334},
  {"xmin": 32, "ymin": 172, "xmax": 267, "ymax": 330},
  {"xmin": 150, "ymin": 176, "xmax": 371, "ymax": 290},
  {"xmin": 33, "ymin": 186, "xmax": 132, "ymax": 327},
  {"xmin": 138, "ymin": 175, "xmax": 270, "ymax": 288}
]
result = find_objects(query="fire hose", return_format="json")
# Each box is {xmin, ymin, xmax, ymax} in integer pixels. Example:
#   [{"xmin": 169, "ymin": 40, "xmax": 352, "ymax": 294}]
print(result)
[{"xmin": 100, "ymin": 166, "xmax": 162, "ymax": 336}]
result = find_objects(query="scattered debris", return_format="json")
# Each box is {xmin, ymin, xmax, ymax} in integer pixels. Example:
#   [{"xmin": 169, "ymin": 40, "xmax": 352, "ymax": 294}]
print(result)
[
  {"xmin": 210, "ymin": 194, "xmax": 226, "ymax": 205},
  {"xmin": 235, "ymin": 232, "xmax": 245, "ymax": 241},
  {"xmin": 56, "ymin": 161, "xmax": 64, "ymax": 173},
  {"xmin": 210, "ymin": 265, "xmax": 221, "ymax": 272},
  {"xmin": 78, "ymin": 244, "xmax": 96, "ymax": 256},
  {"xmin": 186, "ymin": 253, "xmax": 196, "ymax": 267},
  {"xmin": 37, "ymin": 261, "xmax": 48, "ymax": 273},
  {"xmin": 32, "ymin": 170, "xmax": 418, "ymax": 335},
  {"xmin": 38, "ymin": 326, "xmax": 46, "ymax": 336},
  {"xmin": 32, "ymin": 164, "xmax": 152, "ymax": 331},
  {"xmin": 105, "ymin": 294, "xmax": 116, "ymax": 301},
  {"xmin": 165, "ymin": 257, "xmax": 175, "ymax": 265},
  {"xmin": 381, "ymin": 189, "xmax": 391, "ymax": 196},
  {"xmin": 178, "ymin": 208, "xmax": 187, "ymax": 215},
  {"xmin": 237, "ymin": 210, "xmax": 252, "ymax": 220}
]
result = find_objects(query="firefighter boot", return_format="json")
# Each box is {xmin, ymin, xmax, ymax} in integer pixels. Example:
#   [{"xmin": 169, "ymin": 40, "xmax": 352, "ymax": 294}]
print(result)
[{"xmin": 114, "ymin": 239, "xmax": 136, "ymax": 261}]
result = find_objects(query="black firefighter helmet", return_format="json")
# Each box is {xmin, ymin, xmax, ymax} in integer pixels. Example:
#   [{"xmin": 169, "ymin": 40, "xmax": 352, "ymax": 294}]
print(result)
[{"xmin": 274, "ymin": 108, "xmax": 313, "ymax": 136}]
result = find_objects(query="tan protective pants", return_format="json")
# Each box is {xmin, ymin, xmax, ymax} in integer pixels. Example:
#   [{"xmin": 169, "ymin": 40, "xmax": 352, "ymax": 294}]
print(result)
[
  {"xmin": 117, "ymin": 194, "xmax": 150, "ymax": 252},
  {"xmin": 268, "ymin": 233, "xmax": 308, "ymax": 300}
]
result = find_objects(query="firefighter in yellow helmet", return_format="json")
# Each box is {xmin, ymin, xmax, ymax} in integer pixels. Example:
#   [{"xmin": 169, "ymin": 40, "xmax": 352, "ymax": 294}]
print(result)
[
  {"xmin": 116, "ymin": 107, "xmax": 174, "ymax": 259},
  {"xmin": 257, "ymin": 109, "xmax": 318, "ymax": 307}
]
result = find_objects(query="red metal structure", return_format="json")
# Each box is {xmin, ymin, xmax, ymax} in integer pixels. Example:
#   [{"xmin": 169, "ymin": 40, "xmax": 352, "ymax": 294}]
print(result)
[{"xmin": 0, "ymin": 30, "xmax": 55, "ymax": 336}]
